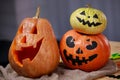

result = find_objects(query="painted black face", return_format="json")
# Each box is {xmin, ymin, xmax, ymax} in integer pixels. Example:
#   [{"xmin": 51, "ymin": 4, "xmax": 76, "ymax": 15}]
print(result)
[
  {"xmin": 63, "ymin": 36, "xmax": 98, "ymax": 66},
  {"xmin": 76, "ymin": 11, "xmax": 102, "ymax": 27}
]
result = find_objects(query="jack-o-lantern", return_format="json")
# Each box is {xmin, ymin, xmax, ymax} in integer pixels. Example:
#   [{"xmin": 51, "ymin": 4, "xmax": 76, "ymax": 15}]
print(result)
[
  {"xmin": 70, "ymin": 5, "xmax": 107, "ymax": 34},
  {"xmin": 60, "ymin": 30, "xmax": 110, "ymax": 71},
  {"xmin": 9, "ymin": 7, "xmax": 60, "ymax": 78}
]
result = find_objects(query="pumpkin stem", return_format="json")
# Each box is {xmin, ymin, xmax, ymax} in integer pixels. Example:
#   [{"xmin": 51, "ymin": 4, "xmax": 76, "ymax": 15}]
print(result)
[
  {"xmin": 33, "ymin": 7, "xmax": 40, "ymax": 18},
  {"xmin": 85, "ymin": 4, "xmax": 92, "ymax": 8}
]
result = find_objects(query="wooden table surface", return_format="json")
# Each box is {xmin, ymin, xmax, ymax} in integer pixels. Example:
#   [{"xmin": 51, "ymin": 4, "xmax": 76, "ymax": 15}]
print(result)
[
  {"xmin": 110, "ymin": 41, "xmax": 120, "ymax": 54},
  {"xmin": 96, "ymin": 41, "xmax": 120, "ymax": 80}
]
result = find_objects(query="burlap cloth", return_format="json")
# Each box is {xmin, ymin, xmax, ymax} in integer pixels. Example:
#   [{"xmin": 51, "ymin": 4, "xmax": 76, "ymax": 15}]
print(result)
[{"xmin": 0, "ymin": 60, "xmax": 117, "ymax": 80}]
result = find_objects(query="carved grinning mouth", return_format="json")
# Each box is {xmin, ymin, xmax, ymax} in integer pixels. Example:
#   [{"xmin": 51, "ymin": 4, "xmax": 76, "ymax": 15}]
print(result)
[
  {"xmin": 63, "ymin": 49, "xmax": 98, "ymax": 66},
  {"xmin": 15, "ymin": 37, "xmax": 43, "ymax": 66},
  {"xmin": 76, "ymin": 17, "xmax": 102, "ymax": 27}
]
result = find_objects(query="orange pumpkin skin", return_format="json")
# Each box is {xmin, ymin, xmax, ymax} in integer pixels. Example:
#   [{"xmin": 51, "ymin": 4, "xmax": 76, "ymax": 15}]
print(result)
[
  {"xmin": 9, "ymin": 18, "xmax": 60, "ymax": 78},
  {"xmin": 60, "ymin": 30, "xmax": 110, "ymax": 72}
]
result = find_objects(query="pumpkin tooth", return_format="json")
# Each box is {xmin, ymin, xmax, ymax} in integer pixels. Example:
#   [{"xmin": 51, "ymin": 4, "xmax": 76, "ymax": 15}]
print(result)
[{"xmin": 22, "ymin": 58, "xmax": 31, "ymax": 66}]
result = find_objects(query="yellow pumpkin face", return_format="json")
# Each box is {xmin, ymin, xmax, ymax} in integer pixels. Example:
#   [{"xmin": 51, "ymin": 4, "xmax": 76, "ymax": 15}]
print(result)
[{"xmin": 70, "ymin": 8, "xmax": 107, "ymax": 34}]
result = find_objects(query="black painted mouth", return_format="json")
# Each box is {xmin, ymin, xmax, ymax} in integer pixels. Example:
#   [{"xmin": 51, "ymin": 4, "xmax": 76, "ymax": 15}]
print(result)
[
  {"xmin": 76, "ymin": 17, "xmax": 102, "ymax": 27},
  {"xmin": 63, "ymin": 49, "xmax": 98, "ymax": 66}
]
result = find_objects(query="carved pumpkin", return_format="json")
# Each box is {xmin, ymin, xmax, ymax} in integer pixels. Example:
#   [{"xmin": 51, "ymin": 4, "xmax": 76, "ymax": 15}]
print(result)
[
  {"xmin": 70, "ymin": 6, "xmax": 107, "ymax": 34},
  {"xmin": 9, "ymin": 7, "xmax": 60, "ymax": 78},
  {"xmin": 60, "ymin": 30, "xmax": 110, "ymax": 71}
]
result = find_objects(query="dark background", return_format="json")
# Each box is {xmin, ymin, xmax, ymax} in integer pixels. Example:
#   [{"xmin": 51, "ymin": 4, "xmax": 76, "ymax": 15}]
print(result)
[{"xmin": 0, "ymin": 0, "xmax": 120, "ymax": 67}]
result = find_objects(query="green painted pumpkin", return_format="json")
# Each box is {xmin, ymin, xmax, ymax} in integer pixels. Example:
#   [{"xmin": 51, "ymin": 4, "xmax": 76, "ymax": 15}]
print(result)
[{"xmin": 70, "ymin": 6, "xmax": 107, "ymax": 34}]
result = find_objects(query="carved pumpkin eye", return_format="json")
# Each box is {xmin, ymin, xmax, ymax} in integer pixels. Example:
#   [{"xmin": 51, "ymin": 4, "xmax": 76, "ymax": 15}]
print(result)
[
  {"xmin": 93, "ymin": 14, "xmax": 98, "ymax": 19},
  {"xmin": 66, "ymin": 36, "xmax": 75, "ymax": 48},
  {"xmin": 80, "ymin": 11, "xmax": 85, "ymax": 15}
]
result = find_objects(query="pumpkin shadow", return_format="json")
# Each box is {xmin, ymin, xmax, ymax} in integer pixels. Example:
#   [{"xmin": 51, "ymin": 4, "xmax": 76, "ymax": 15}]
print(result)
[{"xmin": 0, "ymin": 40, "xmax": 11, "ymax": 67}]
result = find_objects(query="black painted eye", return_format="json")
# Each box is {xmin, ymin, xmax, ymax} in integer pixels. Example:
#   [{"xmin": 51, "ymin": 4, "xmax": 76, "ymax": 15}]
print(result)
[
  {"xmin": 66, "ymin": 36, "xmax": 75, "ymax": 48},
  {"xmin": 80, "ymin": 11, "xmax": 85, "ymax": 15},
  {"xmin": 86, "ymin": 41, "xmax": 97, "ymax": 50},
  {"xmin": 93, "ymin": 14, "xmax": 98, "ymax": 19}
]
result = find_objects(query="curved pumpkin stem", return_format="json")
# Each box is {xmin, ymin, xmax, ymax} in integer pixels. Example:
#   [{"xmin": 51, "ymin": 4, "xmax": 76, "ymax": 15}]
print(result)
[
  {"xmin": 33, "ymin": 7, "xmax": 40, "ymax": 18},
  {"xmin": 85, "ymin": 4, "xmax": 92, "ymax": 8}
]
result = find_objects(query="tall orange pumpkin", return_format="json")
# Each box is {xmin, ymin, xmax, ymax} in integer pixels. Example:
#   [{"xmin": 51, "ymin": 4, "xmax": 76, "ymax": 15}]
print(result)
[
  {"xmin": 60, "ymin": 30, "xmax": 110, "ymax": 72},
  {"xmin": 9, "ymin": 7, "xmax": 60, "ymax": 78}
]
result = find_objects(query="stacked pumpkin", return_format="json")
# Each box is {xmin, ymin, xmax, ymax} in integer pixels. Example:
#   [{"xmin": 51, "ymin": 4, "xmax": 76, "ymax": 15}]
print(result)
[{"xmin": 60, "ymin": 5, "xmax": 110, "ymax": 72}]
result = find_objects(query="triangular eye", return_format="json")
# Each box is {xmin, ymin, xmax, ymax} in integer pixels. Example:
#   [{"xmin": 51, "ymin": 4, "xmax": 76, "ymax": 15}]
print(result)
[
  {"xmin": 93, "ymin": 14, "xmax": 98, "ymax": 19},
  {"xmin": 80, "ymin": 11, "xmax": 85, "ymax": 15}
]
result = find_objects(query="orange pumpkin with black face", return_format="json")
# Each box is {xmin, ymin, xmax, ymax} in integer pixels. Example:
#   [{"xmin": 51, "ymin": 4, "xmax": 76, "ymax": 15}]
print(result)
[
  {"xmin": 60, "ymin": 30, "xmax": 110, "ymax": 72},
  {"xmin": 9, "ymin": 8, "xmax": 60, "ymax": 78}
]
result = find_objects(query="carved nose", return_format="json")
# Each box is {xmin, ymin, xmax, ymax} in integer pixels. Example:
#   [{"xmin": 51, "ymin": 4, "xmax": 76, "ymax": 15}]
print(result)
[
  {"xmin": 76, "ymin": 48, "xmax": 83, "ymax": 54},
  {"xmin": 88, "ymin": 16, "xmax": 90, "ymax": 18}
]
